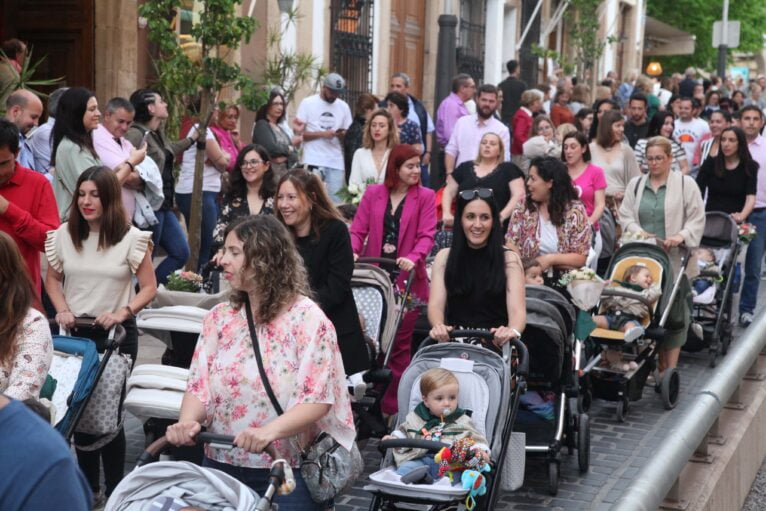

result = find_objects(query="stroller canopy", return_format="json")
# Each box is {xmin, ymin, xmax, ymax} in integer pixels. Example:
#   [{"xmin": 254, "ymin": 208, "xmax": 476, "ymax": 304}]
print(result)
[
  {"xmin": 524, "ymin": 297, "xmax": 567, "ymax": 383},
  {"xmin": 701, "ymin": 211, "xmax": 739, "ymax": 248}
]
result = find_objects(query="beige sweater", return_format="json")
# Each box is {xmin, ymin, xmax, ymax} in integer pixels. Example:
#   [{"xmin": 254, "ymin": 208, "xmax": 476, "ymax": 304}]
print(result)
[
  {"xmin": 619, "ymin": 171, "xmax": 706, "ymax": 277},
  {"xmin": 590, "ymin": 142, "xmax": 641, "ymax": 196}
]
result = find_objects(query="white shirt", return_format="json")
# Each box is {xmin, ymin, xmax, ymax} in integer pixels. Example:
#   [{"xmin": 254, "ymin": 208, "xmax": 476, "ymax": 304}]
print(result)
[
  {"xmin": 538, "ymin": 217, "xmax": 558, "ymax": 255},
  {"xmin": 349, "ymin": 147, "xmax": 390, "ymax": 188},
  {"xmin": 295, "ymin": 94, "xmax": 352, "ymax": 170},
  {"xmin": 175, "ymin": 126, "xmax": 222, "ymax": 194},
  {"xmin": 673, "ymin": 118, "xmax": 710, "ymax": 168}
]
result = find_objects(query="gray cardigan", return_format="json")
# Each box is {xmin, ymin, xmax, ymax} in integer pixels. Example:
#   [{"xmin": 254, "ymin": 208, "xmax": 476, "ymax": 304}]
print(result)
[{"xmin": 251, "ymin": 119, "xmax": 297, "ymax": 168}]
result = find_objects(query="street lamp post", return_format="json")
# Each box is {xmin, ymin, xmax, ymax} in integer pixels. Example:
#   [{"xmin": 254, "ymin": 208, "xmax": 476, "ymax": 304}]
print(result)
[{"xmin": 717, "ymin": 0, "xmax": 729, "ymax": 79}]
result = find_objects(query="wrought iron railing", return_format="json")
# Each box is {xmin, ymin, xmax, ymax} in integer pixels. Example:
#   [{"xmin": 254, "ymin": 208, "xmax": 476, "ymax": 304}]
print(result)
[
  {"xmin": 330, "ymin": 0, "xmax": 374, "ymax": 108},
  {"xmin": 456, "ymin": 0, "xmax": 486, "ymax": 83}
]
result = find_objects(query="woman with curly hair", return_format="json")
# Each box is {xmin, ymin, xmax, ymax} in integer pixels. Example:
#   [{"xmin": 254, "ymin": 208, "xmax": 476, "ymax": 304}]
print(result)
[
  {"xmin": 0, "ymin": 232, "xmax": 52, "ymax": 400},
  {"xmin": 276, "ymin": 168, "xmax": 369, "ymax": 374},
  {"xmin": 211, "ymin": 144, "xmax": 275, "ymax": 265},
  {"xmin": 506, "ymin": 156, "xmax": 591, "ymax": 275},
  {"xmin": 166, "ymin": 215, "xmax": 354, "ymax": 510}
]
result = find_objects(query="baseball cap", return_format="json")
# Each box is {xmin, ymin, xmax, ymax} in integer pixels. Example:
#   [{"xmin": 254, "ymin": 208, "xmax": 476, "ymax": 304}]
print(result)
[{"xmin": 324, "ymin": 73, "xmax": 347, "ymax": 93}]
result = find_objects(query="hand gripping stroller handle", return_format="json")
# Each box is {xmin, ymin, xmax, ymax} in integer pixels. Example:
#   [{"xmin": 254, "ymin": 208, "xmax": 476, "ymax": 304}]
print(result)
[
  {"xmin": 53, "ymin": 318, "xmax": 127, "ymax": 347},
  {"xmin": 356, "ymin": 257, "xmax": 417, "ymax": 279},
  {"xmin": 135, "ymin": 433, "xmax": 280, "ymax": 468},
  {"xmin": 379, "ymin": 438, "xmax": 451, "ymax": 452}
]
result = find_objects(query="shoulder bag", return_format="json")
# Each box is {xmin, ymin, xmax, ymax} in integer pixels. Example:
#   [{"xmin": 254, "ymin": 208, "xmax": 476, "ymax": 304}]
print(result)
[{"xmin": 244, "ymin": 297, "xmax": 362, "ymax": 503}]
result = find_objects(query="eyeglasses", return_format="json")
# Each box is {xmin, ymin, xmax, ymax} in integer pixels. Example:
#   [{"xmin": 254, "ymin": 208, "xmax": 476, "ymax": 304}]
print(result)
[
  {"xmin": 242, "ymin": 159, "xmax": 264, "ymax": 167},
  {"xmin": 459, "ymin": 188, "xmax": 494, "ymax": 201}
]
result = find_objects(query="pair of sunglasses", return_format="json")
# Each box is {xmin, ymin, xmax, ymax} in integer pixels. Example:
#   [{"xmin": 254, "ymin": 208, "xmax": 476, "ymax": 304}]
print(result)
[{"xmin": 459, "ymin": 188, "xmax": 494, "ymax": 201}]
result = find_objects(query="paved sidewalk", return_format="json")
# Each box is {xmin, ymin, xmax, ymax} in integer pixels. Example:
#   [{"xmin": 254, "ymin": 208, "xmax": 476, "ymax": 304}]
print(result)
[{"xmin": 123, "ymin": 302, "xmax": 761, "ymax": 510}]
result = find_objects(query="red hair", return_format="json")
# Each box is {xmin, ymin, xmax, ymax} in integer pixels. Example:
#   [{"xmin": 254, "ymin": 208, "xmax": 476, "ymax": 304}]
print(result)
[{"xmin": 384, "ymin": 144, "xmax": 422, "ymax": 189}]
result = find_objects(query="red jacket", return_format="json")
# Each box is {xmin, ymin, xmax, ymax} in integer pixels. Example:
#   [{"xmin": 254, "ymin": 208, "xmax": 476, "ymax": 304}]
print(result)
[
  {"xmin": 0, "ymin": 163, "xmax": 60, "ymax": 296},
  {"xmin": 511, "ymin": 108, "xmax": 533, "ymax": 156}
]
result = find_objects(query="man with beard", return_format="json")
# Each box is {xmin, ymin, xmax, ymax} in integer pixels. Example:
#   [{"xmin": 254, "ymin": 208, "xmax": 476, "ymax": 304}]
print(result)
[
  {"xmin": 4, "ymin": 89, "xmax": 42, "ymax": 171},
  {"xmin": 444, "ymin": 84, "xmax": 510, "ymax": 176},
  {"xmin": 293, "ymin": 73, "xmax": 352, "ymax": 203}
]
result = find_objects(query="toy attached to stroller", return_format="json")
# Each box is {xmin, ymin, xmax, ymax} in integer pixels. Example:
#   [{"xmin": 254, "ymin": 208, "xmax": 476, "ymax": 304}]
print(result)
[
  {"xmin": 364, "ymin": 331, "xmax": 528, "ymax": 510},
  {"xmin": 584, "ymin": 242, "xmax": 691, "ymax": 422}
]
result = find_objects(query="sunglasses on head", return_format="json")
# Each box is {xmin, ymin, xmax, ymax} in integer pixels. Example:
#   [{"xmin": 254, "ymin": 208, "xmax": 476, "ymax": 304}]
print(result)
[{"xmin": 459, "ymin": 188, "xmax": 494, "ymax": 201}]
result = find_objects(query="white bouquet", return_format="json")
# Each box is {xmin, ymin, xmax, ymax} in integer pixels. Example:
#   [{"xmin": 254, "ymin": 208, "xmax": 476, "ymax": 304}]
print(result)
[
  {"xmin": 559, "ymin": 267, "xmax": 606, "ymax": 311},
  {"xmin": 619, "ymin": 230, "xmax": 656, "ymax": 246}
]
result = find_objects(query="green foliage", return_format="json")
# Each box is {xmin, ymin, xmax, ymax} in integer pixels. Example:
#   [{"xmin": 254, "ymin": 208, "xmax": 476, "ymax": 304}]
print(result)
[
  {"xmin": 566, "ymin": 0, "xmax": 612, "ymax": 79},
  {"xmin": 646, "ymin": 0, "xmax": 766, "ymax": 73},
  {"xmin": 0, "ymin": 46, "xmax": 64, "ymax": 114}
]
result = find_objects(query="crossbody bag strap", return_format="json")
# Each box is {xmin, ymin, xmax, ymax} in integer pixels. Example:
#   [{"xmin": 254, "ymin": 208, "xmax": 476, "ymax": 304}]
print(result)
[{"xmin": 244, "ymin": 296, "xmax": 284, "ymax": 415}]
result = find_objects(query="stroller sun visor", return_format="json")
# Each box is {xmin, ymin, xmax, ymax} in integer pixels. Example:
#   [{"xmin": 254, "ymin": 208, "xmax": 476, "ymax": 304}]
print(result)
[
  {"xmin": 523, "ymin": 298, "xmax": 566, "ymax": 382},
  {"xmin": 525, "ymin": 285, "xmax": 576, "ymax": 336},
  {"xmin": 50, "ymin": 336, "xmax": 100, "ymax": 435},
  {"xmin": 701, "ymin": 211, "xmax": 739, "ymax": 248},
  {"xmin": 353, "ymin": 264, "xmax": 398, "ymax": 356}
]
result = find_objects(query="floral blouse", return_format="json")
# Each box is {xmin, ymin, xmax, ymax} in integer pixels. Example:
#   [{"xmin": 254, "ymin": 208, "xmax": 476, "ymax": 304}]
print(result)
[
  {"xmin": 505, "ymin": 198, "xmax": 592, "ymax": 260},
  {"xmin": 187, "ymin": 297, "xmax": 355, "ymax": 468},
  {"xmin": 0, "ymin": 308, "xmax": 53, "ymax": 400},
  {"xmin": 398, "ymin": 119, "xmax": 423, "ymax": 147},
  {"xmin": 212, "ymin": 194, "xmax": 273, "ymax": 250}
]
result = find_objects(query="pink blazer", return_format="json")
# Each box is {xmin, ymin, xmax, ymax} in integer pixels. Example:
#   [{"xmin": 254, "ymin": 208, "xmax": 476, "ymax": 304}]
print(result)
[{"xmin": 350, "ymin": 184, "xmax": 436, "ymax": 300}]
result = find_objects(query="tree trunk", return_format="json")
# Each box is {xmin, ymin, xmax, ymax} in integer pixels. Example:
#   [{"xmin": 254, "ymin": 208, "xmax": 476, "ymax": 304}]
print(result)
[{"xmin": 186, "ymin": 88, "xmax": 212, "ymax": 271}]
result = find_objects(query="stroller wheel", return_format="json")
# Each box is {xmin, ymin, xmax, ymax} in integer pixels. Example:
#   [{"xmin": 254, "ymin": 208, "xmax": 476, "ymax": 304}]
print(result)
[
  {"xmin": 616, "ymin": 398, "xmax": 629, "ymax": 423},
  {"xmin": 661, "ymin": 369, "xmax": 681, "ymax": 409},
  {"xmin": 548, "ymin": 461, "xmax": 560, "ymax": 496},
  {"xmin": 577, "ymin": 389, "xmax": 592, "ymax": 414},
  {"xmin": 578, "ymin": 413, "xmax": 591, "ymax": 473}
]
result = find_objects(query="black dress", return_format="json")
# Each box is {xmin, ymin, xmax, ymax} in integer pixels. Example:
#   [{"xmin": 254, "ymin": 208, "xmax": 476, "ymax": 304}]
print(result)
[
  {"xmin": 696, "ymin": 158, "xmax": 757, "ymax": 214},
  {"xmin": 445, "ymin": 245, "xmax": 508, "ymax": 329},
  {"xmin": 452, "ymin": 161, "xmax": 524, "ymax": 212},
  {"xmin": 295, "ymin": 219, "xmax": 370, "ymax": 374}
]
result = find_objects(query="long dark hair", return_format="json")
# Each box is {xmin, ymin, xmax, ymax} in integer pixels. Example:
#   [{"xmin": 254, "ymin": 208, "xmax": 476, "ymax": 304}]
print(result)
[
  {"xmin": 275, "ymin": 168, "xmax": 342, "ymax": 239},
  {"xmin": 528, "ymin": 156, "xmax": 579, "ymax": 227},
  {"xmin": 68, "ymin": 166, "xmax": 129, "ymax": 251},
  {"xmin": 255, "ymin": 89, "xmax": 286, "ymax": 124},
  {"xmin": 0, "ymin": 232, "xmax": 35, "ymax": 364},
  {"xmin": 129, "ymin": 88, "xmax": 161, "ymax": 124},
  {"xmin": 714, "ymin": 126, "xmax": 759, "ymax": 179},
  {"xmin": 225, "ymin": 144, "xmax": 275, "ymax": 201},
  {"xmin": 51, "ymin": 87, "xmax": 98, "ymax": 166},
  {"xmin": 595, "ymin": 110, "xmax": 623, "ymax": 148},
  {"xmin": 648, "ymin": 111, "xmax": 674, "ymax": 137},
  {"xmin": 445, "ymin": 194, "xmax": 506, "ymax": 297}
]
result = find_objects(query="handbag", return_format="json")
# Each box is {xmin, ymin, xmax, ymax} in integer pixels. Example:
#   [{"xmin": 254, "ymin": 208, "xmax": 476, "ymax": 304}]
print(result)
[
  {"xmin": 244, "ymin": 297, "xmax": 362, "ymax": 503},
  {"xmin": 74, "ymin": 350, "xmax": 131, "ymax": 449}
]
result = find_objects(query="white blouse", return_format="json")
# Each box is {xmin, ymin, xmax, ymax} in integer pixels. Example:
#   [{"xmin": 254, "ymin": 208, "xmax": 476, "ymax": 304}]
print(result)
[{"xmin": 349, "ymin": 148, "xmax": 390, "ymax": 188}]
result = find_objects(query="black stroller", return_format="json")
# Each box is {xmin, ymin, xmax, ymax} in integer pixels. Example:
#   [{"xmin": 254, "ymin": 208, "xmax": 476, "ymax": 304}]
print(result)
[
  {"xmin": 685, "ymin": 211, "xmax": 739, "ymax": 367},
  {"xmin": 516, "ymin": 286, "xmax": 591, "ymax": 495}
]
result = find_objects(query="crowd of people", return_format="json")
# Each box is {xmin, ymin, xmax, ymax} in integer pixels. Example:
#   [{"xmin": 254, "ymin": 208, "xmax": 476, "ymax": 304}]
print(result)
[{"xmin": 3, "ymin": 40, "xmax": 766, "ymax": 508}]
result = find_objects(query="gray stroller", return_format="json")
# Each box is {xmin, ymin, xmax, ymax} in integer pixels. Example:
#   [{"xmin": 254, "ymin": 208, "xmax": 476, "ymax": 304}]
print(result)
[{"xmin": 364, "ymin": 332, "xmax": 529, "ymax": 510}]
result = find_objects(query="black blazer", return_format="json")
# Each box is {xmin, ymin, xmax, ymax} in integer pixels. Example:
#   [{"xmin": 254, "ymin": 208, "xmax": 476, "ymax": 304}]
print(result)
[{"xmin": 295, "ymin": 219, "xmax": 370, "ymax": 374}]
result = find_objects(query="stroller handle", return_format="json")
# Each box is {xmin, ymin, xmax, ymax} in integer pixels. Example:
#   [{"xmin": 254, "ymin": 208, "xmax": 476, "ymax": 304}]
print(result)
[
  {"xmin": 379, "ymin": 438, "xmax": 450, "ymax": 452},
  {"xmin": 135, "ymin": 433, "xmax": 281, "ymax": 467},
  {"xmin": 52, "ymin": 318, "xmax": 126, "ymax": 346},
  {"xmin": 447, "ymin": 330, "xmax": 529, "ymax": 377},
  {"xmin": 356, "ymin": 257, "xmax": 416, "ymax": 277}
]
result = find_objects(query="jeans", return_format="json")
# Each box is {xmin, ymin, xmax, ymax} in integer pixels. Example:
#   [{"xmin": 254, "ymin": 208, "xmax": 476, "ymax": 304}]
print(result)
[
  {"xmin": 396, "ymin": 456, "xmax": 441, "ymax": 478},
  {"xmin": 311, "ymin": 166, "xmax": 345, "ymax": 203},
  {"xmin": 740, "ymin": 209, "xmax": 766, "ymax": 314},
  {"xmin": 203, "ymin": 457, "xmax": 323, "ymax": 511},
  {"xmin": 176, "ymin": 191, "xmax": 219, "ymax": 271},
  {"xmin": 150, "ymin": 208, "xmax": 191, "ymax": 284}
]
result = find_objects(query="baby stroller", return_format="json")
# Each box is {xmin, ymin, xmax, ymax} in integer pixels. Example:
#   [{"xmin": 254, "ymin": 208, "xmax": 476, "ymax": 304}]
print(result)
[
  {"xmin": 584, "ymin": 242, "xmax": 690, "ymax": 422},
  {"xmin": 351, "ymin": 257, "xmax": 415, "ymax": 441},
  {"xmin": 365, "ymin": 331, "xmax": 529, "ymax": 510},
  {"xmin": 686, "ymin": 211, "xmax": 739, "ymax": 367},
  {"xmin": 106, "ymin": 433, "xmax": 288, "ymax": 510},
  {"xmin": 47, "ymin": 319, "xmax": 127, "ymax": 441},
  {"xmin": 516, "ymin": 286, "xmax": 590, "ymax": 495}
]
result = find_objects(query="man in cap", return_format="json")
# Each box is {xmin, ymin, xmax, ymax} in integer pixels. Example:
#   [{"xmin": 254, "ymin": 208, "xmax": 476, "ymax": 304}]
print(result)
[{"xmin": 293, "ymin": 72, "xmax": 352, "ymax": 202}]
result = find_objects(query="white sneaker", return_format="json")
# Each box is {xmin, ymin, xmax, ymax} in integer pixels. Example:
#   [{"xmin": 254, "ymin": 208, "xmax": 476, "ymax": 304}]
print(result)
[{"xmin": 623, "ymin": 326, "xmax": 644, "ymax": 344}]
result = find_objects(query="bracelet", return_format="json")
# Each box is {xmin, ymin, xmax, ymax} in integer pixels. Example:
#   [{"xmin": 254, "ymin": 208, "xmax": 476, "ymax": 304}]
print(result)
[{"xmin": 510, "ymin": 328, "xmax": 522, "ymax": 339}]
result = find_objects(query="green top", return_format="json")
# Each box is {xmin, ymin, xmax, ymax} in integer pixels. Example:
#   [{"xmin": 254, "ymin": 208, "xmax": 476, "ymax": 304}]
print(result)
[
  {"xmin": 638, "ymin": 179, "xmax": 666, "ymax": 240},
  {"xmin": 52, "ymin": 137, "xmax": 101, "ymax": 221}
]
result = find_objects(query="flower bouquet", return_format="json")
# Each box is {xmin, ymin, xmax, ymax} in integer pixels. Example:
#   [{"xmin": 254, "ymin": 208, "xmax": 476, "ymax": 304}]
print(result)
[
  {"xmin": 739, "ymin": 223, "xmax": 757, "ymax": 244},
  {"xmin": 558, "ymin": 267, "xmax": 606, "ymax": 311},
  {"xmin": 337, "ymin": 177, "xmax": 377, "ymax": 205},
  {"xmin": 165, "ymin": 270, "xmax": 204, "ymax": 293},
  {"xmin": 619, "ymin": 230, "xmax": 656, "ymax": 247}
]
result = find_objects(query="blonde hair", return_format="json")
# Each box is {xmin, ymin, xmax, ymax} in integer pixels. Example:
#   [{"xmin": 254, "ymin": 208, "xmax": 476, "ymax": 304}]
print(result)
[
  {"xmin": 645, "ymin": 136, "xmax": 672, "ymax": 157},
  {"xmin": 556, "ymin": 123, "xmax": 577, "ymax": 140},
  {"xmin": 622, "ymin": 264, "xmax": 649, "ymax": 283},
  {"xmin": 473, "ymin": 132, "xmax": 505, "ymax": 165},
  {"xmin": 520, "ymin": 89, "xmax": 543, "ymax": 107},
  {"xmin": 420, "ymin": 368, "xmax": 459, "ymax": 397},
  {"xmin": 362, "ymin": 108, "xmax": 399, "ymax": 149}
]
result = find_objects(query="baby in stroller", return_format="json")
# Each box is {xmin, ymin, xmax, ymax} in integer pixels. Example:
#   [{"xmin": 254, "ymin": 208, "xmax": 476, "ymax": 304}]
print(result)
[
  {"xmin": 593, "ymin": 264, "xmax": 662, "ymax": 370},
  {"xmin": 523, "ymin": 259, "xmax": 544, "ymax": 286},
  {"xmin": 691, "ymin": 248, "xmax": 722, "ymax": 302},
  {"xmin": 382, "ymin": 368, "xmax": 490, "ymax": 484}
]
